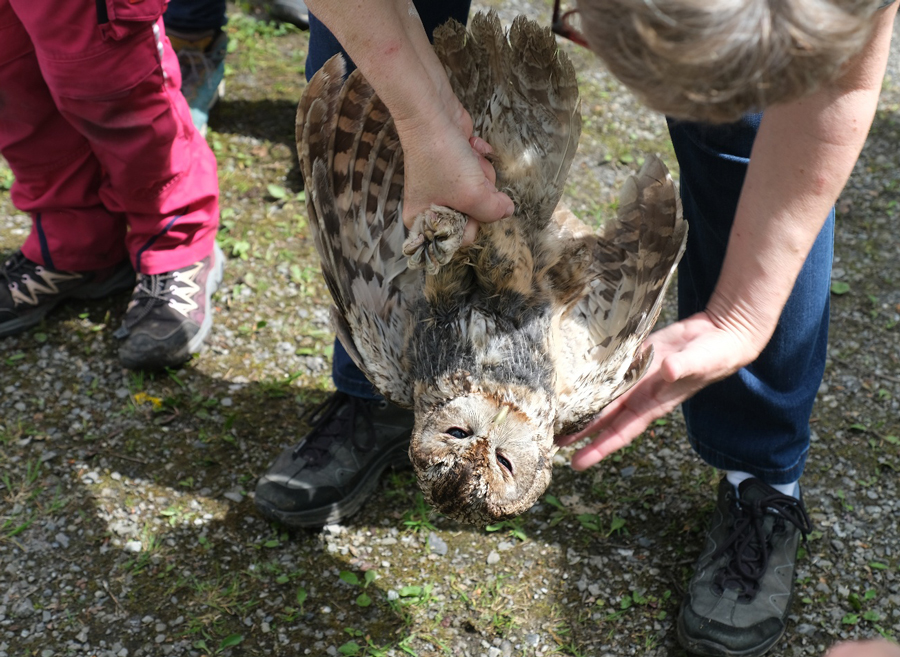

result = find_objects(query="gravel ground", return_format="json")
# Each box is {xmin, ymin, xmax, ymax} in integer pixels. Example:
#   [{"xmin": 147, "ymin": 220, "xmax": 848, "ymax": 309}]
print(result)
[{"xmin": 1, "ymin": 4, "xmax": 899, "ymax": 657}]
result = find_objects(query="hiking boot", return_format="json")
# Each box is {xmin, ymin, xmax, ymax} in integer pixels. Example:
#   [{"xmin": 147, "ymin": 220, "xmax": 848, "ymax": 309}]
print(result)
[
  {"xmin": 677, "ymin": 477, "xmax": 813, "ymax": 657},
  {"xmin": 0, "ymin": 250, "xmax": 134, "ymax": 338},
  {"xmin": 255, "ymin": 391, "xmax": 414, "ymax": 527},
  {"xmin": 115, "ymin": 244, "xmax": 224, "ymax": 370},
  {"xmin": 168, "ymin": 28, "xmax": 229, "ymax": 136},
  {"xmin": 269, "ymin": 0, "xmax": 308, "ymax": 30}
]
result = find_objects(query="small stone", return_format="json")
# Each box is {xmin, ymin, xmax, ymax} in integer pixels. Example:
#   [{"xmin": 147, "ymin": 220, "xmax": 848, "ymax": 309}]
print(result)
[
  {"xmin": 123, "ymin": 541, "xmax": 143, "ymax": 553},
  {"xmin": 55, "ymin": 533, "xmax": 70, "ymax": 548},
  {"xmin": 223, "ymin": 491, "xmax": 244, "ymax": 503},
  {"xmin": 428, "ymin": 532, "xmax": 448, "ymax": 556},
  {"xmin": 487, "ymin": 551, "xmax": 500, "ymax": 565},
  {"xmin": 221, "ymin": 397, "xmax": 233, "ymax": 407}
]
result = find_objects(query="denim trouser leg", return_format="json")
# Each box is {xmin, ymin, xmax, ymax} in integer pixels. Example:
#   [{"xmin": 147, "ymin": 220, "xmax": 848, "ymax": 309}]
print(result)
[
  {"xmin": 668, "ymin": 115, "xmax": 833, "ymax": 484},
  {"xmin": 163, "ymin": 0, "xmax": 227, "ymax": 33},
  {"xmin": 306, "ymin": 0, "xmax": 472, "ymax": 400}
]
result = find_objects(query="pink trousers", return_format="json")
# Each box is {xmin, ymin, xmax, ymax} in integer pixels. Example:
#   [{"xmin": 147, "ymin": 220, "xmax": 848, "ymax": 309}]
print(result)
[{"xmin": 0, "ymin": 0, "xmax": 219, "ymax": 274}]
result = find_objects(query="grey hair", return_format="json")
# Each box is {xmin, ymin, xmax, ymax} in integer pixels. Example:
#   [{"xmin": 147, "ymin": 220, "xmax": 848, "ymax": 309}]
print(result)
[{"xmin": 578, "ymin": 0, "xmax": 878, "ymax": 123}]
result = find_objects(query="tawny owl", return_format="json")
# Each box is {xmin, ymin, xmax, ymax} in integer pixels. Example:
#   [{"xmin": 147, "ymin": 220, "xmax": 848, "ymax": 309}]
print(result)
[{"xmin": 296, "ymin": 12, "xmax": 687, "ymax": 525}]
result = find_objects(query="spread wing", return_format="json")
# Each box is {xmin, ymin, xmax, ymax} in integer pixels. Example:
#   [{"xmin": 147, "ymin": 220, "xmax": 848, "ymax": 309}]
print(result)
[
  {"xmin": 553, "ymin": 156, "xmax": 687, "ymax": 434},
  {"xmin": 296, "ymin": 55, "xmax": 419, "ymax": 407}
]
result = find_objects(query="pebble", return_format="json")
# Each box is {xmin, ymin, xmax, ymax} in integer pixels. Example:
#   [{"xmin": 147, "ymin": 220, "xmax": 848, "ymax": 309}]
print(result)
[
  {"xmin": 428, "ymin": 532, "xmax": 448, "ymax": 556},
  {"xmin": 486, "ymin": 551, "xmax": 500, "ymax": 565}
]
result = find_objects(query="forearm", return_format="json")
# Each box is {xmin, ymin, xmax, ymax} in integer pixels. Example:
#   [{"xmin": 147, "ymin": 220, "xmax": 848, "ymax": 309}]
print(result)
[
  {"xmin": 304, "ymin": 0, "xmax": 455, "ymax": 128},
  {"xmin": 707, "ymin": 4, "xmax": 897, "ymax": 352}
]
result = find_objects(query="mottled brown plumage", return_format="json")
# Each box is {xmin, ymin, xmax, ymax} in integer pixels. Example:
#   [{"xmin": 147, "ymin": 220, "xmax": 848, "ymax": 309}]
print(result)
[{"xmin": 296, "ymin": 12, "xmax": 687, "ymax": 525}]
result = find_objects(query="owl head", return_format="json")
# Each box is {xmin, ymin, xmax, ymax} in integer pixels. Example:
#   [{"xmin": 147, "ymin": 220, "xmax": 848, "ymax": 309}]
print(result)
[{"xmin": 409, "ymin": 393, "xmax": 557, "ymax": 525}]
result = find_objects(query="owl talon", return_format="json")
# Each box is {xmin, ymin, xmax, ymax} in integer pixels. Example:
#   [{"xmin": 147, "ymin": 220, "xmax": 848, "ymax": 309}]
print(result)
[{"xmin": 403, "ymin": 206, "xmax": 467, "ymax": 275}]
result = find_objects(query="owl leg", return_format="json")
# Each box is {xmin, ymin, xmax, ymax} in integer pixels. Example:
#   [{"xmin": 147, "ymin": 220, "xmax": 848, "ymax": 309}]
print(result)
[{"xmin": 402, "ymin": 205, "xmax": 467, "ymax": 275}]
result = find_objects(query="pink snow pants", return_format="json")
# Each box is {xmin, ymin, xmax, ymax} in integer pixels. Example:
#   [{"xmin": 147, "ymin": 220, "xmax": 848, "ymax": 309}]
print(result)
[{"xmin": 0, "ymin": 0, "xmax": 219, "ymax": 274}]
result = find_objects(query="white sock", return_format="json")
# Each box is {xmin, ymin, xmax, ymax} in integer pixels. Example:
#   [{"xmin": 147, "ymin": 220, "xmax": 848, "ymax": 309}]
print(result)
[{"xmin": 727, "ymin": 471, "xmax": 800, "ymax": 499}]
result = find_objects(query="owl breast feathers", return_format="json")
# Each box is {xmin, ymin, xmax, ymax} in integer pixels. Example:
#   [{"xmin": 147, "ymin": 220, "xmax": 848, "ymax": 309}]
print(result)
[{"xmin": 296, "ymin": 11, "xmax": 687, "ymax": 525}]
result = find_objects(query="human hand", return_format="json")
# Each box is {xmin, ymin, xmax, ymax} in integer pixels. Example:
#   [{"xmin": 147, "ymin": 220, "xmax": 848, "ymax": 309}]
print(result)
[
  {"xmin": 556, "ymin": 310, "xmax": 767, "ymax": 470},
  {"xmin": 395, "ymin": 97, "xmax": 514, "ymax": 243},
  {"xmin": 825, "ymin": 640, "xmax": 900, "ymax": 657}
]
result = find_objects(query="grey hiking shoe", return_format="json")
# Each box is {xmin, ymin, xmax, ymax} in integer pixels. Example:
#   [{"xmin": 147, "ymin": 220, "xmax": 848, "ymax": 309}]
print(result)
[
  {"xmin": 677, "ymin": 477, "xmax": 812, "ymax": 657},
  {"xmin": 0, "ymin": 250, "xmax": 134, "ymax": 338},
  {"xmin": 115, "ymin": 244, "xmax": 224, "ymax": 370},
  {"xmin": 255, "ymin": 391, "xmax": 414, "ymax": 528}
]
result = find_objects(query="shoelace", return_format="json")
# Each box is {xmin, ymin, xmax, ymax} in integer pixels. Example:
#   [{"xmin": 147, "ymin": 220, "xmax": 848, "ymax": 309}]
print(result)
[
  {"xmin": 293, "ymin": 392, "xmax": 380, "ymax": 468},
  {"xmin": 1, "ymin": 251, "xmax": 32, "ymax": 286},
  {"xmin": 121, "ymin": 272, "xmax": 177, "ymax": 330},
  {"xmin": 711, "ymin": 491, "xmax": 813, "ymax": 599}
]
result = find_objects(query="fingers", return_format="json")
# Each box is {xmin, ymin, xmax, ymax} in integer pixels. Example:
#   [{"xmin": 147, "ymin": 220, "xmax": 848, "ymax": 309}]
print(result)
[
  {"xmin": 826, "ymin": 641, "xmax": 900, "ymax": 657},
  {"xmin": 460, "ymin": 183, "xmax": 514, "ymax": 224},
  {"xmin": 469, "ymin": 135, "xmax": 493, "ymax": 157},
  {"xmin": 461, "ymin": 219, "xmax": 479, "ymax": 246},
  {"xmin": 570, "ymin": 400, "xmax": 669, "ymax": 470}
]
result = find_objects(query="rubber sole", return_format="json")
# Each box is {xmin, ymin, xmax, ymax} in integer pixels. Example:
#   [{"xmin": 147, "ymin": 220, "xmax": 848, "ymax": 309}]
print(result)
[{"xmin": 676, "ymin": 603, "xmax": 788, "ymax": 657}]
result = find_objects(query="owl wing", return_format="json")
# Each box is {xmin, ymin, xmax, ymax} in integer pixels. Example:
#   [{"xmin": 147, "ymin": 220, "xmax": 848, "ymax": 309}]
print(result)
[
  {"xmin": 553, "ymin": 156, "xmax": 687, "ymax": 435},
  {"xmin": 297, "ymin": 55, "xmax": 419, "ymax": 407},
  {"xmin": 434, "ymin": 12, "xmax": 581, "ymax": 225}
]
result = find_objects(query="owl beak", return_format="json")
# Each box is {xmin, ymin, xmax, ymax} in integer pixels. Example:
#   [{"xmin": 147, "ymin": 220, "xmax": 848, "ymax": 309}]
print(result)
[{"xmin": 492, "ymin": 405, "xmax": 510, "ymax": 426}]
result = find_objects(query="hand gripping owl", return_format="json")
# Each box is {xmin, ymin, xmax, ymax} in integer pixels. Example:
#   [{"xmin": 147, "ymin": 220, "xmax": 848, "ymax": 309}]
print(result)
[{"xmin": 296, "ymin": 12, "xmax": 687, "ymax": 525}]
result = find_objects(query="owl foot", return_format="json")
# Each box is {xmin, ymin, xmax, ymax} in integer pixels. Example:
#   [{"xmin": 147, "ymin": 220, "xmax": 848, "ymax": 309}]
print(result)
[{"xmin": 403, "ymin": 206, "xmax": 467, "ymax": 275}]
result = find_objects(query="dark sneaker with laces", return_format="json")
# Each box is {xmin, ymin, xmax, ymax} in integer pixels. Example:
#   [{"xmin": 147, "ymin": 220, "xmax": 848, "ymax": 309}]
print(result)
[
  {"xmin": 677, "ymin": 477, "xmax": 813, "ymax": 657},
  {"xmin": 115, "ymin": 244, "xmax": 224, "ymax": 370},
  {"xmin": 1, "ymin": 250, "xmax": 134, "ymax": 338},
  {"xmin": 255, "ymin": 391, "xmax": 414, "ymax": 527}
]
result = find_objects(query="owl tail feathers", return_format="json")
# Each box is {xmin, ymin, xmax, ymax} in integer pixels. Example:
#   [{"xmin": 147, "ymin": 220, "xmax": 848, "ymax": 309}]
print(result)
[{"xmin": 434, "ymin": 11, "xmax": 581, "ymax": 225}]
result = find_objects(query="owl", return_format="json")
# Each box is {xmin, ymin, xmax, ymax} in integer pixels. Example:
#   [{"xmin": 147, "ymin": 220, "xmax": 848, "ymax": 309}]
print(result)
[{"xmin": 296, "ymin": 12, "xmax": 687, "ymax": 525}]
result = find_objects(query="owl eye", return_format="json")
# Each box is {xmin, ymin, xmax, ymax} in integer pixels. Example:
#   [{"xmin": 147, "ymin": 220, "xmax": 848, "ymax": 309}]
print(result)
[
  {"xmin": 496, "ymin": 451, "xmax": 513, "ymax": 475},
  {"xmin": 445, "ymin": 427, "xmax": 472, "ymax": 439}
]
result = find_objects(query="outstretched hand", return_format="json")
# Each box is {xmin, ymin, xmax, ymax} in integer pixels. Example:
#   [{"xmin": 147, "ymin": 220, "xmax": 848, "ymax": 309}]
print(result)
[{"xmin": 556, "ymin": 310, "xmax": 768, "ymax": 470}]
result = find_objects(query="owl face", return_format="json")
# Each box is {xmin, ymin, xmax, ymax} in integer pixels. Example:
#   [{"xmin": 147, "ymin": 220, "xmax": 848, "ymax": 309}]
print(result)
[{"xmin": 409, "ymin": 393, "xmax": 556, "ymax": 525}]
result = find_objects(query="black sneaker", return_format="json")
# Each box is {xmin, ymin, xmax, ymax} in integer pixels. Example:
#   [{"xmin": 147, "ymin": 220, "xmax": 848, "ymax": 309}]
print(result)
[
  {"xmin": 269, "ymin": 0, "xmax": 309, "ymax": 30},
  {"xmin": 0, "ymin": 250, "xmax": 134, "ymax": 338},
  {"xmin": 677, "ymin": 477, "xmax": 813, "ymax": 657},
  {"xmin": 255, "ymin": 391, "xmax": 414, "ymax": 527},
  {"xmin": 115, "ymin": 243, "xmax": 224, "ymax": 370}
]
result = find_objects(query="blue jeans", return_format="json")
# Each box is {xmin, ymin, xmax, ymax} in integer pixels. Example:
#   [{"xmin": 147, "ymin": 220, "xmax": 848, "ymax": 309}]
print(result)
[
  {"xmin": 307, "ymin": 1, "xmax": 471, "ymax": 400},
  {"xmin": 163, "ymin": 0, "xmax": 227, "ymax": 33},
  {"xmin": 669, "ymin": 116, "xmax": 832, "ymax": 484}
]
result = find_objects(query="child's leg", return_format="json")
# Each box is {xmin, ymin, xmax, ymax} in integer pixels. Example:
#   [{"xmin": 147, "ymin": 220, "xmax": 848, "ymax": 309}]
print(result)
[
  {"xmin": 12, "ymin": 0, "xmax": 220, "ymax": 276},
  {"xmin": 0, "ymin": 0, "xmax": 127, "ymax": 271}
]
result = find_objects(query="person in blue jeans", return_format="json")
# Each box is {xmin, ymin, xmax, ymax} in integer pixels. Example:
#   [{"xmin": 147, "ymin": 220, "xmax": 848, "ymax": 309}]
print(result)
[{"xmin": 255, "ymin": 1, "xmax": 898, "ymax": 656}]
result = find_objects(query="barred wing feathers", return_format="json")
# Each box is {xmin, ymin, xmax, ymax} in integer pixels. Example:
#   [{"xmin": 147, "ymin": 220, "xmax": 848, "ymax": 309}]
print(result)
[
  {"xmin": 296, "ymin": 55, "xmax": 418, "ymax": 407},
  {"xmin": 554, "ymin": 156, "xmax": 687, "ymax": 434}
]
